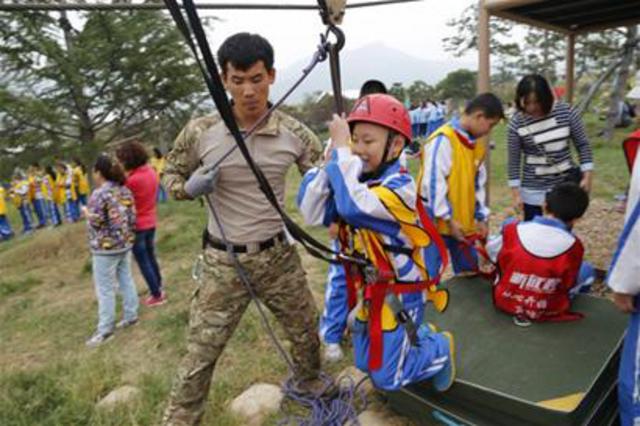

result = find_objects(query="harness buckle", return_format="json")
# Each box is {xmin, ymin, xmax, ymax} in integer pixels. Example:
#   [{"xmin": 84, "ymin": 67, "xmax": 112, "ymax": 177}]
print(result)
[
  {"xmin": 191, "ymin": 254, "xmax": 204, "ymax": 283},
  {"xmin": 363, "ymin": 265, "xmax": 380, "ymax": 284}
]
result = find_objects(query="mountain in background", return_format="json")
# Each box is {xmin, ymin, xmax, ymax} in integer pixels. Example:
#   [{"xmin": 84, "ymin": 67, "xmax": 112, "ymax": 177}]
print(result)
[{"xmin": 272, "ymin": 42, "xmax": 475, "ymax": 104}]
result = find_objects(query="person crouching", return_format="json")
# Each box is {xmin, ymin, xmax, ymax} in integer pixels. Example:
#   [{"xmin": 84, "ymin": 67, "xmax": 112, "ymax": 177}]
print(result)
[{"xmin": 298, "ymin": 94, "xmax": 455, "ymax": 391}]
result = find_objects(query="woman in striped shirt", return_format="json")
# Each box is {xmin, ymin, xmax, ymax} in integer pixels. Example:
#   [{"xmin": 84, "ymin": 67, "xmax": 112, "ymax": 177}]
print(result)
[{"xmin": 508, "ymin": 74, "xmax": 594, "ymax": 221}]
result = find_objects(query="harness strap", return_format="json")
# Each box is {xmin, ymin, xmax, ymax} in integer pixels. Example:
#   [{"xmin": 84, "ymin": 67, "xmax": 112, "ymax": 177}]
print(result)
[
  {"xmin": 363, "ymin": 235, "xmax": 431, "ymax": 370},
  {"xmin": 460, "ymin": 232, "xmax": 496, "ymax": 280}
]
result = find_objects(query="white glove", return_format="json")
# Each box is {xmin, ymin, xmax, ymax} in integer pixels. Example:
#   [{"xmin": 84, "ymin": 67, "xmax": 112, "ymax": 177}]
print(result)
[{"xmin": 184, "ymin": 165, "xmax": 218, "ymax": 198}]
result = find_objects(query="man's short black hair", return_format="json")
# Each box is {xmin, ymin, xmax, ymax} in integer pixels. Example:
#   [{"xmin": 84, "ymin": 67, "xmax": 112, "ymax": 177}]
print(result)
[
  {"xmin": 217, "ymin": 32, "xmax": 274, "ymax": 74},
  {"xmin": 545, "ymin": 182, "xmax": 589, "ymax": 223},
  {"xmin": 359, "ymin": 79, "xmax": 387, "ymax": 97},
  {"xmin": 515, "ymin": 74, "xmax": 554, "ymax": 115},
  {"xmin": 464, "ymin": 93, "xmax": 504, "ymax": 119}
]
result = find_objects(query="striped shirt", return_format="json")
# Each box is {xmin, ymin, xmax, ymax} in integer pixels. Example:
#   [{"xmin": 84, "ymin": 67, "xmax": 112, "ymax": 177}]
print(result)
[{"xmin": 507, "ymin": 102, "xmax": 594, "ymax": 202}]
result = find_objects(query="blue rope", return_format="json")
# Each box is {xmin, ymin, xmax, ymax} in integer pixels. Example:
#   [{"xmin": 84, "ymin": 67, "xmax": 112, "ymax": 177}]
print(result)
[{"xmin": 279, "ymin": 373, "xmax": 368, "ymax": 426}]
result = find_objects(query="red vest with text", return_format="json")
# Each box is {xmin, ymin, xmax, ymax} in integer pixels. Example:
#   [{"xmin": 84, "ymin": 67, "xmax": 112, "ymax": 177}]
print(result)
[{"xmin": 493, "ymin": 222, "xmax": 584, "ymax": 322}]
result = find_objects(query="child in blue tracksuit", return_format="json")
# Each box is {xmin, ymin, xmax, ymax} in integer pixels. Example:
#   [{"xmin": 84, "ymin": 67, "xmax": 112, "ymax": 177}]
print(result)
[
  {"xmin": 311, "ymin": 80, "xmax": 390, "ymax": 363},
  {"xmin": 608, "ymin": 149, "xmax": 640, "ymax": 426},
  {"xmin": 298, "ymin": 94, "xmax": 454, "ymax": 391}
]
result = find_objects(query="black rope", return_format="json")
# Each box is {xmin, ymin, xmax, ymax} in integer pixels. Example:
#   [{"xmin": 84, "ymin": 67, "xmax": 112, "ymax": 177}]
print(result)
[{"xmin": 164, "ymin": 0, "xmax": 367, "ymax": 267}]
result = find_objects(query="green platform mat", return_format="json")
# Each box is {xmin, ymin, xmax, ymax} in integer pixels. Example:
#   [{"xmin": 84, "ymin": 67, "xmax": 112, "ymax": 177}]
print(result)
[{"xmin": 387, "ymin": 277, "xmax": 628, "ymax": 426}]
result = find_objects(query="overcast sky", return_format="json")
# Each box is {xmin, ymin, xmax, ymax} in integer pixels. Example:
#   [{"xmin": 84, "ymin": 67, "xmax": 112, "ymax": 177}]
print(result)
[{"xmin": 201, "ymin": 0, "xmax": 477, "ymax": 69}]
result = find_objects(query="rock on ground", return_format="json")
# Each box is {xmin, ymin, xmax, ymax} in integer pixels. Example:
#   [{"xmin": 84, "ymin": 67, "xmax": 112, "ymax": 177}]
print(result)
[
  {"xmin": 337, "ymin": 365, "xmax": 375, "ymax": 396},
  {"xmin": 229, "ymin": 383, "xmax": 283, "ymax": 426},
  {"xmin": 96, "ymin": 385, "xmax": 141, "ymax": 410}
]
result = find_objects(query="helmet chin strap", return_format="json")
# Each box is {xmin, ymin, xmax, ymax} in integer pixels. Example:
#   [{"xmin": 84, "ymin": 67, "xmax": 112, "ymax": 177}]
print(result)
[{"xmin": 359, "ymin": 131, "xmax": 400, "ymax": 182}]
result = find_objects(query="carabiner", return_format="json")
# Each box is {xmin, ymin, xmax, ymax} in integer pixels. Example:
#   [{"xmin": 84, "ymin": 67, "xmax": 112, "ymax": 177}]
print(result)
[
  {"xmin": 191, "ymin": 254, "xmax": 204, "ymax": 283},
  {"xmin": 327, "ymin": 24, "xmax": 346, "ymax": 52}
]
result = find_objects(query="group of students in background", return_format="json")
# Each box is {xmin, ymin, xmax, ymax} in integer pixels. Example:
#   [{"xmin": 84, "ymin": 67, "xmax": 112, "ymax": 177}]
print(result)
[
  {"xmin": 409, "ymin": 100, "xmax": 448, "ymax": 139},
  {"xmin": 0, "ymin": 159, "xmax": 91, "ymax": 240},
  {"xmin": 0, "ymin": 148, "xmax": 168, "ymax": 242},
  {"xmin": 0, "ymin": 144, "xmax": 169, "ymax": 346}
]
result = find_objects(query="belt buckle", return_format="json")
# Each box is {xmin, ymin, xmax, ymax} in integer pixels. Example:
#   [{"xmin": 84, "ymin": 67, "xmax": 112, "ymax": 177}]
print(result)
[{"xmin": 246, "ymin": 241, "xmax": 260, "ymax": 255}]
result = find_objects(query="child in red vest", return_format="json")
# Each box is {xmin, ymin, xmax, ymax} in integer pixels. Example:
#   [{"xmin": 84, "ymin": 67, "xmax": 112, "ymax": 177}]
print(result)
[{"xmin": 488, "ymin": 182, "xmax": 593, "ymax": 324}]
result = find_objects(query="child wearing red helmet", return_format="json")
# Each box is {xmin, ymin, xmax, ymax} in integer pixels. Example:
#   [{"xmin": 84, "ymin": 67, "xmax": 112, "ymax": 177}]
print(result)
[{"xmin": 298, "ymin": 94, "xmax": 455, "ymax": 391}]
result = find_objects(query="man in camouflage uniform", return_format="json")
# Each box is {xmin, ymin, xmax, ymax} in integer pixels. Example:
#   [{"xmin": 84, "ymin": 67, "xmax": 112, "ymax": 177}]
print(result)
[{"xmin": 161, "ymin": 33, "xmax": 323, "ymax": 425}]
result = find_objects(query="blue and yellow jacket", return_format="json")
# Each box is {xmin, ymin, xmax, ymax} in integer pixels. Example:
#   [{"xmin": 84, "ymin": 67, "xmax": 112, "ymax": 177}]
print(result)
[
  {"xmin": 298, "ymin": 147, "xmax": 450, "ymax": 390},
  {"xmin": 419, "ymin": 119, "xmax": 489, "ymax": 236}
]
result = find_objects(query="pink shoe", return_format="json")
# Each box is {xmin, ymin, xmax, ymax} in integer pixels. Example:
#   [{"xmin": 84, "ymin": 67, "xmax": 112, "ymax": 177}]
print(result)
[{"xmin": 143, "ymin": 292, "xmax": 167, "ymax": 307}]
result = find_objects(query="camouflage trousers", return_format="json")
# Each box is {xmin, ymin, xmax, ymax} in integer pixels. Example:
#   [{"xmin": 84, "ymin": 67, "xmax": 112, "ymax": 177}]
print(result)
[{"xmin": 162, "ymin": 240, "xmax": 320, "ymax": 426}]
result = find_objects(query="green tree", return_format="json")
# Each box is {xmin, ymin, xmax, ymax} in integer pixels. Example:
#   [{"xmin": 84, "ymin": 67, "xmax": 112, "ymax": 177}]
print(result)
[
  {"xmin": 407, "ymin": 80, "xmax": 434, "ymax": 104},
  {"xmin": 0, "ymin": 9, "xmax": 206, "ymax": 176},
  {"xmin": 436, "ymin": 69, "xmax": 477, "ymax": 101},
  {"xmin": 443, "ymin": 4, "xmax": 520, "ymax": 77},
  {"xmin": 388, "ymin": 82, "xmax": 407, "ymax": 104}
]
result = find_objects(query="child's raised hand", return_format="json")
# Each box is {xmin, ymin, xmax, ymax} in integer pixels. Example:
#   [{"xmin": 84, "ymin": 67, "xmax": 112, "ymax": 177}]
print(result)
[{"xmin": 328, "ymin": 113, "xmax": 351, "ymax": 149}]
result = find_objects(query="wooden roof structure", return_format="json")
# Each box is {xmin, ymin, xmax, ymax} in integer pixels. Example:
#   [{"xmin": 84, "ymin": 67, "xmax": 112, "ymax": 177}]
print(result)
[{"xmin": 477, "ymin": 0, "xmax": 640, "ymax": 102}]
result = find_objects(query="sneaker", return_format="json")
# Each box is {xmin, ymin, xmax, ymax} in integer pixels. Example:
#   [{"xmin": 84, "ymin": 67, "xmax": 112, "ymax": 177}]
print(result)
[
  {"xmin": 143, "ymin": 292, "xmax": 166, "ymax": 307},
  {"xmin": 513, "ymin": 316, "xmax": 532, "ymax": 327},
  {"xmin": 433, "ymin": 332, "xmax": 456, "ymax": 392},
  {"xmin": 323, "ymin": 343, "xmax": 344, "ymax": 363},
  {"xmin": 116, "ymin": 318, "xmax": 139, "ymax": 329},
  {"xmin": 85, "ymin": 331, "xmax": 113, "ymax": 348}
]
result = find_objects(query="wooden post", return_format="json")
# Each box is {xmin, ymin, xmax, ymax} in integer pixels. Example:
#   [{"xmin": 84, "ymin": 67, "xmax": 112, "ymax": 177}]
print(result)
[
  {"xmin": 478, "ymin": 0, "xmax": 491, "ymax": 93},
  {"xmin": 478, "ymin": 0, "xmax": 492, "ymax": 206},
  {"xmin": 566, "ymin": 33, "xmax": 575, "ymax": 104}
]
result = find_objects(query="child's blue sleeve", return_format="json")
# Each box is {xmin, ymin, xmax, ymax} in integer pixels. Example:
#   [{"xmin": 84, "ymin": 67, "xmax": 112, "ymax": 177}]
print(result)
[
  {"xmin": 325, "ymin": 147, "xmax": 402, "ymax": 236},
  {"xmin": 297, "ymin": 166, "xmax": 338, "ymax": 227}
]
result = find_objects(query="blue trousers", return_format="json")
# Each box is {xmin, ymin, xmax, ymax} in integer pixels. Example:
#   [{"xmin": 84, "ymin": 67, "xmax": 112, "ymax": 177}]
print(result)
[
  {"xmin": 619, "ymin": 296, "xmax": 640, "ymax": 426},
  {"xmin": 33, "ymin": 199, "xmax": 47, "ymax": 227},
  {"xmin": 0, "ymin": 215, "xmax": 13, "ymax": 240},
  {"xmin": 78, "ymin": 194, "xmax": 88, "ymax": 207},
  {"xmin": 419, "ymin": 123, "xmax": 427, "ymax": 137},
  {"xmin": 352, "ymin": 297, "xmax": 451, "ymax": 391},
  {"xmin": 64, "ymin": 200, "xmax": 80, "ymax": 222},
  {"xmin": 132, "ymin": 228, "xmax": 163, "ymax": 297},
  {"xmin": 48, "ymin": 201, "xmax": 62, "ymax": 226},
  {"xmin": 18, "ymin": 204, "xmax": 33, "ymax": 233},
  {"xmin": 319, "ymin": 248, "xmax": 348, "ymax": 345},
  {"xmin": 157, "ymin": 184, "xmax": 168, "ymax": 203},
  {"xmin": 443, "ymin": 235, "xmax": 478, "ymax": 274},
  {"xmin": 411, "ymin": 123, "xmax": 420, "ymax": 139},
  {"xmin": 92, "ymin": 251, "xmax": 139, "ymax": 335},
  {"xmin": 427, "ymin": 120, "xmax": 438, "ymax": 137}
]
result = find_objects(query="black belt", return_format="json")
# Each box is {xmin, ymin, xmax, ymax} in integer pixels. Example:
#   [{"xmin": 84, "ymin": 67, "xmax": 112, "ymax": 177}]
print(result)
[{"xmin": 202, "ymin": 230, "xmax": 287, "ymax": 254}]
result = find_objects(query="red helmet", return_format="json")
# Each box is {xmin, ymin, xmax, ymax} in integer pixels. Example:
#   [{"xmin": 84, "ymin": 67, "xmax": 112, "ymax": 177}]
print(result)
[{"xmin": 347, "ymin": 94, "xmax": 412, "ymax": 142}]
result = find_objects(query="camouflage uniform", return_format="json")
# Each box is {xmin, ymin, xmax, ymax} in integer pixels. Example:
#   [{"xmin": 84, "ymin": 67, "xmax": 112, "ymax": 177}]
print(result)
[{"xmin": 162, "ymin": 111, "xmax": 322, "ymax": 426}]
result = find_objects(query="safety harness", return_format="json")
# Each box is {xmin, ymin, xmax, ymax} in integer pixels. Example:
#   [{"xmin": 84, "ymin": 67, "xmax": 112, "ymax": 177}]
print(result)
[{"xmin": 339, "ymin": 180, "xmax": 450, "ymax": 371}]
